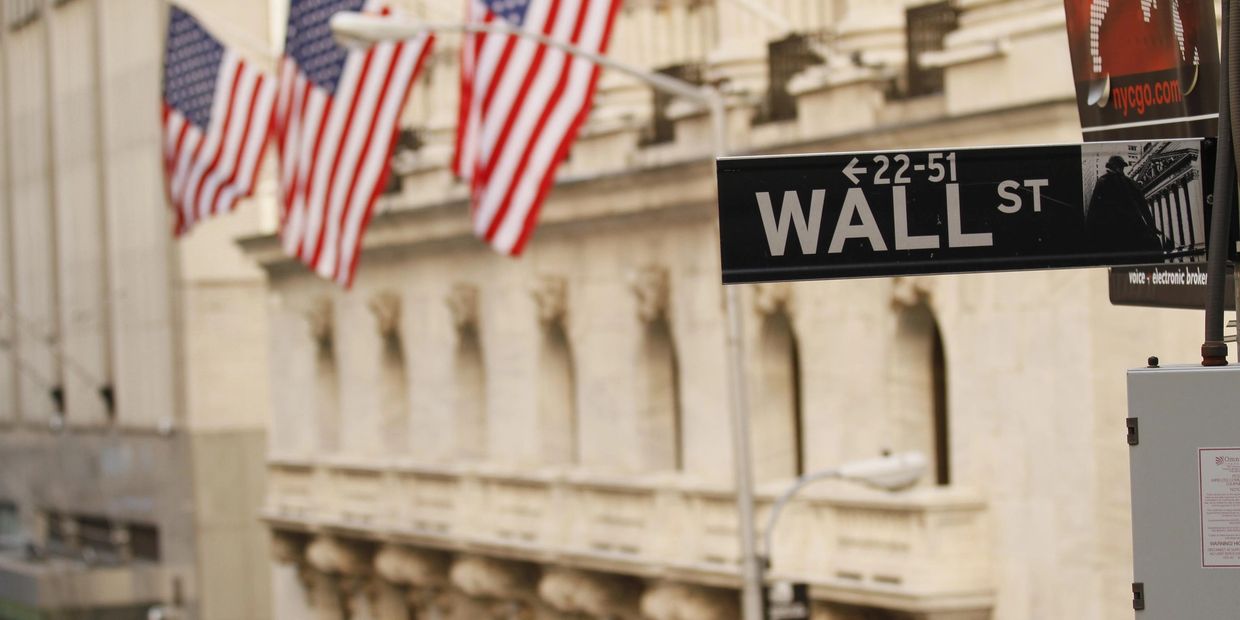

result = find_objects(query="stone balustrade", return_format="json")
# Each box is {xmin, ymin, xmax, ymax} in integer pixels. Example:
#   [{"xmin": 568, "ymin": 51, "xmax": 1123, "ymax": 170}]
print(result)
[{"xmin": 264, "ymin": 459, "xmax": 993, "ymax": 611}]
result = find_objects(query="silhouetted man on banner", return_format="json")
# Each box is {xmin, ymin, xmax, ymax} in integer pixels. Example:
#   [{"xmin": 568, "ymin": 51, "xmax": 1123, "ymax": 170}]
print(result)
[{"xmin": 1086, "ymin": 155, "xmax": 1167, "ymax": 253}]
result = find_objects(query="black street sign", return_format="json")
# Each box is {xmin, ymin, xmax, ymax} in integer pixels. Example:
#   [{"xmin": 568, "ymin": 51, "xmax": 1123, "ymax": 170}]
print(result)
[
  {"xmin": 717, "ymin": 139, "xmax": 1216, "ymax": 285},
  {"xmin": 762, "ymin": 581, "xmax": 810, "ymax": 620},
  {"xmin": 1108, "ymin": 264, "xmax": 1235, "ymax": 310}
]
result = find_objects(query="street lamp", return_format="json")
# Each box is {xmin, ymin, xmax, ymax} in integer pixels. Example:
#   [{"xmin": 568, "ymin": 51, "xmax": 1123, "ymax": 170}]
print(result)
[
  {"xmin": 758, "ymin": 451, "xmax": 927, "ymax": 574},
  {"xmin": 331, "ymin": 12, "xmax": 765, "ymax": 620}
]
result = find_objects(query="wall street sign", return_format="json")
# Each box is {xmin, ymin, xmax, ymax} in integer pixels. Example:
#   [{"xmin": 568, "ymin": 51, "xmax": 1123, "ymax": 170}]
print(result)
[{"xmin": 716, "ymin": 139, "xmax": 1215, "ymax": 285}]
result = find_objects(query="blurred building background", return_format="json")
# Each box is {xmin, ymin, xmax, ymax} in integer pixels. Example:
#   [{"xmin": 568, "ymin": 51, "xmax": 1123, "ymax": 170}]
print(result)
[
  {"xmin": 241, "ymin": 1, "xmax": 1209, "ymax": 620},
  {"xmin": 0, "ymin": 0, "xmax": 1222, "ymax": 620},
  {"xmin": 0, "ymin": 0, "xmax": 274, "ymax": 618}
]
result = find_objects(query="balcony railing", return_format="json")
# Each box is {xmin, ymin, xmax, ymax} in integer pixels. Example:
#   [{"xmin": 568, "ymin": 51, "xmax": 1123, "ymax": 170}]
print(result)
[{"xmin": 265, "ymin": 459, "xmax": 993, "ymax": 608}]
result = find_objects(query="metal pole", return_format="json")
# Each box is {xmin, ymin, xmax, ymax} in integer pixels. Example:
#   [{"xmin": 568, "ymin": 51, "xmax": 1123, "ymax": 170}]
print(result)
[
  {"xmin": 709, "ymin": 94, "xmax": 762, "ymax": 620},
  {"xmin": 331, "ymin": 14, "xmax": 765, "ymax": 618},
  {"xmin": 724, "ymin": 285, "xmax": 762, "ymax": 620}
]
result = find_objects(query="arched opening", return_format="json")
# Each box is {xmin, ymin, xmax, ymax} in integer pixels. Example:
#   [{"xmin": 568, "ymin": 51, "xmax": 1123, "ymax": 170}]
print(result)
[
  {"xmin": 638, "ymin": 317, "xmax": 682, "ymax": 472},
  {"xmin": 754, "ymin": 311, "xmax": 803, "ymax": 482},
  {"xmin": 314, "ymin": 336, "xmax": 340, "ymax": 452},
  {"xmin": 890, "ymin": 303, "xmax": 950, "ymax": 485},
  {"xmin": 379, "ymin": 332, "xmax": 409, "ymax": 455},
  {"xmin": 539, "ymin": 321, "xmax": 578, "ymax": 465},
  {"xmin": 454, "ymin": 324, "xmax": 486, "ymax": 460}
]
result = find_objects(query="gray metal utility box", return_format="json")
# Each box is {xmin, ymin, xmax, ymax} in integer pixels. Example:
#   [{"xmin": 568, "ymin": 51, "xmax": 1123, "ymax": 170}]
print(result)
[{"xmin": 1128, "ymin": 364, "xmax": 1240, "ymax": 618}]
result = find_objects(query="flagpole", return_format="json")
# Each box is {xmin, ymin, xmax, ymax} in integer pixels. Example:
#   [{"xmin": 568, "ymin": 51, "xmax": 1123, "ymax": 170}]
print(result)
[{"xmin": 332, "ymin": 13, "xmax": 764, "ymax": 619}]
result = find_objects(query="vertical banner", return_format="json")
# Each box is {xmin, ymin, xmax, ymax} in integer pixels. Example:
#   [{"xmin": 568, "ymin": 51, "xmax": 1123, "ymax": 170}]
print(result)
[{"xmin": 1063, "ymin": 0, "xmax": 1219, "ymax": 141}]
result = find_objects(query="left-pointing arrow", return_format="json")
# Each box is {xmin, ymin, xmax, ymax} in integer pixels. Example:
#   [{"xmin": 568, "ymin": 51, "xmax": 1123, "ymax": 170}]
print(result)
[{"xmin": 843, "ymin": 157, "xmax": 867, "ymax": 185}]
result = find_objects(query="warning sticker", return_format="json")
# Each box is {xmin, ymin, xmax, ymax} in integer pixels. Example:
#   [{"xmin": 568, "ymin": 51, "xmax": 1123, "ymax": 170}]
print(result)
[{"xmin": 1199, "ymin": 448, "xmax": 1240, "ymax": 568}]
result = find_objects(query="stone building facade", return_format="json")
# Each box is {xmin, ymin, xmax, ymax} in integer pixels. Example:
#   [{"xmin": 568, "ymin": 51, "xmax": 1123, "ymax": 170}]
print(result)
[
  {"xmin": 243, "ymin": 1, "xmax": 1211, "ymax": 619},
  {"xmin": 0, "ymin": 0, "xmax": 274, "ymax": 618}
]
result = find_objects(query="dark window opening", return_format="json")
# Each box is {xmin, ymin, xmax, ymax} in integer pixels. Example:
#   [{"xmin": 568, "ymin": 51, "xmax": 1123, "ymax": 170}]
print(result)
[
  {"xmin": 755, "ymin": 311, "xmax": 805, "ymax": 481},
  {"xmin": 641, "ymin": 64, "xmax": 704, "ymax": 146},
  {"xmin": 639, "ymin": 317, "xmax": 683, "ymax": 471},
  {"xmin": 903, "ymin": 1, "xmax": 958, "ymax": 98},
  {"xmin": 128, "ymin": 523, "xmax": 160, "ymax": 561},
  {"xmin": 755, "ymin": 33, "xmax": 824, "ymax": 124},
  {"xmin": 539, "ymin": 320, "xmax": 578, "ymax": 465},
  {"xmin": 76, "ymin": 515, "xmax": 113, "ymax": 555}
]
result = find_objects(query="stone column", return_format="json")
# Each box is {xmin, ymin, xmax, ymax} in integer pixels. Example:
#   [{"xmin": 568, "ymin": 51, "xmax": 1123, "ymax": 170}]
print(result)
[
  {"xmin": 1177, "ymin": 181, "xmax": 1194, "ymax": 248},
  {"xmin": 1162, "ymin": 193, "xmax": 1177, "ymax": 246},
  {"xmin": 1186, "ymin": 170, "xmax": 1205, "ymax": 243},
  {"xmin": 270, "ymin": 530, "xmax": 318, "ymax": 619}
]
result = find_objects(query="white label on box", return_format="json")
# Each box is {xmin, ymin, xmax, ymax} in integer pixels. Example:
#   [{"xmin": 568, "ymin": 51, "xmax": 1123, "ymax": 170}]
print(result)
[{"xmin": 1199, "ymin": 448, "xmax": 1240, "ymax": 568}]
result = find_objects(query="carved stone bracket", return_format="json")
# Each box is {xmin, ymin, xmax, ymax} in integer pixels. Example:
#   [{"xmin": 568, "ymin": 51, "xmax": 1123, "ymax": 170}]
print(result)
[
  {"xmin": 891, "ymin": 276, "xmax": 932, "ymax": 309},
  {"xmin": 305, "ymin": 297, "xmax": 334, "ymax": 348},
  {"xmin": 305, "ymin": 536, "xmax": 375, "ymax": 618},
  {"xmin": 640, "ymin": 582, "xmax": 739, "ymax": 620},
  {"xmin": 374, "ymin": 545, "xmax": 449, "ymax": 588},
  {"xmin": 447, "ymin": 284, "xmax": 479, "ymax": 330},
  {"xmin": 449, "ymin": 555, "xmax": 537, "ymax": 601},
  {"xmin": 629, "ymin": 266, "xmax": 670, "ymax": 323},
  {"xmin": 531, "ymin": 275, "xmax": 567, "ymax": 325},
  {"xmin": 306, "ymin": 536, "xmax": 372, "ymax": 577},
  {"xmin": 752, "ymin": 282, "xmax": 792, "ymax": 316},
  {"xmin": 368, "ymin": 291, "xmax": 402, "ymax": 339},
  {"xmin": 539, "ymin": 568, "xmax": 640, "ymax": 617}
]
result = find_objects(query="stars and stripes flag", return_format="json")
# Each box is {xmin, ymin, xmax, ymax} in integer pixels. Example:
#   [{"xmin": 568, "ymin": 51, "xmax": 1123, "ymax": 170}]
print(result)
[
  {"xmin": 275, "ymin": 0, "xmax": 433, "ymax": 286},
  {"xmin": 453, "ymin": 0, "xmax": 623, "ymax": 255},
  {"xmin": 162, "ymin": 6, "xmax": 276, "ymax": 235}
]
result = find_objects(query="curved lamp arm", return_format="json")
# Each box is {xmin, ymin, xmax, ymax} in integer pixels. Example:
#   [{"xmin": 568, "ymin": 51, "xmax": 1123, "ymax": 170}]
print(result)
[{"xmin": 760, "ymin": 452, "xmax": 926, "ymax": 566}]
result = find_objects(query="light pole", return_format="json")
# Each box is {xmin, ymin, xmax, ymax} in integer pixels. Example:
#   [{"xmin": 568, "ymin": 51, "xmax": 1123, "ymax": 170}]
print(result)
[
  {"xmin": 330, "ymin": 12, "xmax": 764, "ymax": 620},
  {"xmin": 758, "ymin": 452, "xmax": 927, "ymax": 577}
]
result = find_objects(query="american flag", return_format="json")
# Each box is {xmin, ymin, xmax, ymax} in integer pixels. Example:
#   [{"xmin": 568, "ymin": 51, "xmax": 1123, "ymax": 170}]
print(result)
[
  {"xmin": 162, "ymin": 6, "xmax": 276, "ymax": 235},
  {"xmin": 275, "ymin": 0, "xmax": 434, "ymax": 286},
  {"xmin": 453, "ymin": 0, "xmax": 623, "ymax": 255}
]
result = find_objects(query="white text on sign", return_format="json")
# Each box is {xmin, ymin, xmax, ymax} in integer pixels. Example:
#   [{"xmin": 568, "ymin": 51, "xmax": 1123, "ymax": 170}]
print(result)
[{"xmin": 755, "ymin": 182, "xmax": 1040, "ymax": 256}]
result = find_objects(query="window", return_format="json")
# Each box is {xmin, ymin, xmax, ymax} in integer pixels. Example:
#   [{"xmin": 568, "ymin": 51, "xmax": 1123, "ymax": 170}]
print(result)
[
  {"xmin": 889, "ymin": 302, "xmax": 950, "ymax": 485},
  {"xmin": 754, "ymin": 311, "xmax": 804, "ymax": 482},
  {"xmin": 128, "ymin": 523, "xmax": 160, "ymax": 561},
  {"xmin": 455, "ymin": 324, "xmax": 487, "ymax": 460},
  {"xmin": 315, "ymin": 334, "xmax": 341, "ymax": 452},
  {"xmin": 756, "ymin": 34, "xmax": 824, "ymax": 123},
  {"xmin": 638, "ymin": 317, "xmax": 682, "ymax": 471},
  {"xmin": 539, "ymin": 320, "xmax": 578, "ymax": 465},
  {"xmin": 641, "ymin": 64, "xmax": 703, "ymax": 146},
  {"xmin": 76, "ymin": 515, "xmax": 112, "ymax": 555},
  {"xmin": 379, "ymin": 330, "xmax": 409, "ymax": 455},
  {"xmin": 904, "ymin": 1, "xmax": 958, "ymax": 98}
]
